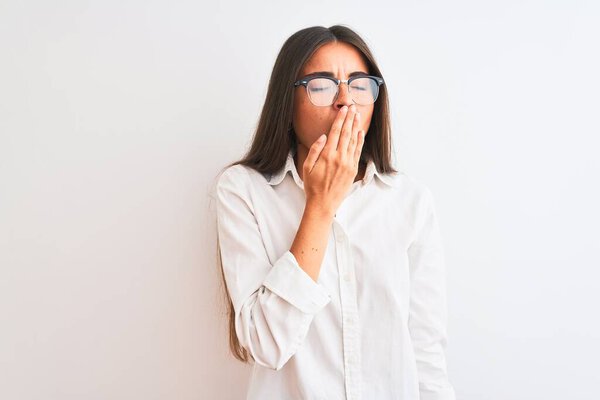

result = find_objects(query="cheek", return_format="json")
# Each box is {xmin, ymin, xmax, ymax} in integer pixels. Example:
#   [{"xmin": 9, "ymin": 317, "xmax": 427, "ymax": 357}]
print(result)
[
  {"xmin": 293, "ymin": 103, "xmax": 312, "ymax": 132},
  {"xmin": 357, "ymin": 107, "xmax": 373, "ymax": 131},
  {"xmin": 362, "ymin": 114, "xmax": 373, "ymax": 131},
  {"xmin": 299, "ymin": 113, "xmax": 326, "ymax": 133},
  {"xmin": 293, "ymin": 109, "xmax": 331, "ymax": 145},
  {"xmin": 362, "ymin": 106, "xmax": 374, "ymax": 132}
]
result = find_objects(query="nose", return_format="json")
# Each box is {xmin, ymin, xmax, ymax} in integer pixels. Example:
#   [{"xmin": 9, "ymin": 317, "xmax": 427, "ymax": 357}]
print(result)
[{"xmin": 333, "ymin": 81, "xmax": 354, "ymax": 110}]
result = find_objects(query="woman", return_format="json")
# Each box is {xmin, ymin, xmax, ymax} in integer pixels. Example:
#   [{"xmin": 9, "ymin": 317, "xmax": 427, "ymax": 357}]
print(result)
[{"xmin": 212, "ymin": 25, "xmax": 456, "ymax": 400}]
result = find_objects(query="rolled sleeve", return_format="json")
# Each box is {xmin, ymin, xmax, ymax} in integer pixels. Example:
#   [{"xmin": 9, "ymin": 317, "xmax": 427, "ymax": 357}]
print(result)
[{"xmin": 263, "ymin": 250, "xmax": 332, "ymax": 315}]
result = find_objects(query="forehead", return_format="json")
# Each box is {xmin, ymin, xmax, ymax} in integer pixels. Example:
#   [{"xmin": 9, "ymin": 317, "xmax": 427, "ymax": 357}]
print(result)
[{"xmin": 300, "ymin": 42, "xmax": 369, "ymax": 76}]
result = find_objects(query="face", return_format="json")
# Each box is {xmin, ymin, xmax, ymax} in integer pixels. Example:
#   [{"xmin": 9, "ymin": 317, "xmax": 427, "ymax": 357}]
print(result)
[{"xmin": 292, "ymin": 41, "xmax": 374, "ymax": 151}]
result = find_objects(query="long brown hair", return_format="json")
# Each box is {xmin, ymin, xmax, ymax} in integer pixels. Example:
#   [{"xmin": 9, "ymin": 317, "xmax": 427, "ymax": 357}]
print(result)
[{"xmin": 215, "ymin": 24, "xmax": 397, "ymax": 364}]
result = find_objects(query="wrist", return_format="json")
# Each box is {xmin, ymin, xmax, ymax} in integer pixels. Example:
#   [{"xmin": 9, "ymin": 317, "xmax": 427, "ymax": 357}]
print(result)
[{"xmin": 304, "ymin": 200, "xmax": 336, "ymax": 220}]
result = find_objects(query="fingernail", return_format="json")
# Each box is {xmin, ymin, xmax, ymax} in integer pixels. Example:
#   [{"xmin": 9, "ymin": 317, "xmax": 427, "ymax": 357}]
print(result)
[{"xmin": 342, "ymin": 106, "xmax": 348, "ymax": 112}]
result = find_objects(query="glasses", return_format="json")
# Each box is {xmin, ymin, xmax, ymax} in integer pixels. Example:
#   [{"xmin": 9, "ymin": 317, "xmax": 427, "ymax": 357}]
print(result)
[{"xmin": 293, "ymin": 74, "xmax": 385, "ymax": 107}]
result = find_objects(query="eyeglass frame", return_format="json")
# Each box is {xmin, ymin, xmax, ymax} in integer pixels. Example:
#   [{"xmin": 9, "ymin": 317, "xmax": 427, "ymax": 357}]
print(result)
[{"xmin": 293, "ymin": 74, "xmax": 385, "ymax": 106}]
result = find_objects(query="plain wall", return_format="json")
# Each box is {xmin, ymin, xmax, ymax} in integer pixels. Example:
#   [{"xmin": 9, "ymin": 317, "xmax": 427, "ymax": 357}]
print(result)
[{"xmin": 1, "ymin": 1, "xmax": 599, "ymax": 399}]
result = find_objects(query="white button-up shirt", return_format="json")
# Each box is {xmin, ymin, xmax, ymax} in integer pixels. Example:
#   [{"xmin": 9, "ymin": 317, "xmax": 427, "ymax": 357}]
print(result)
[{"xmin": 213, "ymin": 147, "xmax": 456, "ymax": 400}]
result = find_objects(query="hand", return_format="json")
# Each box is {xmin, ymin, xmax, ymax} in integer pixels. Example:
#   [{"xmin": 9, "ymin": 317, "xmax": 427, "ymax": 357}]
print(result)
[{"xmin": 302, "ymin": 104, "xmax": 366, "ymax": 215}]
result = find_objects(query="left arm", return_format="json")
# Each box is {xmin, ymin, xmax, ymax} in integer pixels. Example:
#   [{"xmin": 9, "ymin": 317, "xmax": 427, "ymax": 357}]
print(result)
[{"xmin": 407, "ymin": 186, "xmax": 456, "ymax": 400}]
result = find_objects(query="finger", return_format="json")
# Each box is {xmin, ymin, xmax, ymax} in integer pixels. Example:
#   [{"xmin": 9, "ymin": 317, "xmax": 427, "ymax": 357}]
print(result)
[
  {"xmin": 338, "ymin": 105, "xmax": 358, "ymax": 158},
  {"xmin": 323, "ymin": 106, "xmax": 348, "ymax": 154},
  {"xmin": 304, "ymin": 134, "xmax": 327, "ymax": 175},
  {"xmin": 346, "ymin": 125, "xmax": 358, "ymax": 158},
  {"xmin": 344, "ymin": 110, "xmax": 361, "ymax": 155},
  {"xmin": 337, "ymin": 105, "xmax": 357, "ymax": 152},
  {"xmin": 353, "ymin": 130, "xmax": 365, "ymax": 164}
]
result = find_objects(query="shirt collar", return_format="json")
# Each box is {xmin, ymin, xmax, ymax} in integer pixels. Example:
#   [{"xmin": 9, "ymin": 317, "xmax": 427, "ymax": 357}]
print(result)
[{"xmin": 266, "ymin": 148, "xmax": 396, "ymax": 188}]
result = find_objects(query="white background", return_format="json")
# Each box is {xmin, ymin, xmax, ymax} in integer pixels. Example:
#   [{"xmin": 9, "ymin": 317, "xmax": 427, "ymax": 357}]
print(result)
[{"xmin": 1, "ymin": 1, "xmax": 599, "ymax": 399}]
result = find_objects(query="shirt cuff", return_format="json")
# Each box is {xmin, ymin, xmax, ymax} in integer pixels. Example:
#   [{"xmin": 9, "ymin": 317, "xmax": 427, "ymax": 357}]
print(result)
[{"xmin": 262, "ymin": 250, "xmax": 332, "ymax": 315}]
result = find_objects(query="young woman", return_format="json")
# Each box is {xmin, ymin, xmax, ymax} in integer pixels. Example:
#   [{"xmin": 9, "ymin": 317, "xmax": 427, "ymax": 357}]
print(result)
[{"xmin": 213, "ymin": 25, "xmax": 456, "ymax": 400}]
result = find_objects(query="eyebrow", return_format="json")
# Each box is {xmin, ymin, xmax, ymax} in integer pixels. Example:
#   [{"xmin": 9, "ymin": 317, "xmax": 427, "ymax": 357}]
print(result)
[{"xmin": 303, "ymin": 70, "xmax": 369, "ymax": 79}]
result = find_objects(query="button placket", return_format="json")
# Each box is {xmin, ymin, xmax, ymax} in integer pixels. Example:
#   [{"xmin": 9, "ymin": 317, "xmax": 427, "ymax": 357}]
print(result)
[{"xmin": 332, "ymin": 221, "xmax": 362, "ymax": 400}]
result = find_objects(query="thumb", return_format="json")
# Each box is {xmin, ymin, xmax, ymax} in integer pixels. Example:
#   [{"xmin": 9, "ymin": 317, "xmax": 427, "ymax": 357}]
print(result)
[{"xmin": 303, "ymin": 134, "xmax": 327, "ymax": 175}]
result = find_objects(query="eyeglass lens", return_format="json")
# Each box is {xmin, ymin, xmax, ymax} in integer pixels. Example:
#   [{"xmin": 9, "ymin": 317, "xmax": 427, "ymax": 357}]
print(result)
[{"xmin": 306, "ymin": 77, "xmax": 379, "ymax": 106}]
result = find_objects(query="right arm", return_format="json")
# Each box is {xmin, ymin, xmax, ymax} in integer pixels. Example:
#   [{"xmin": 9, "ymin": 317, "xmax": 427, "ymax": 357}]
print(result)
[
  {"xmin": 216, "ymin": 167, "xmax": 332, "ymax": 371},
  {"xmin": 289, "ymin": 202, "xmax": 335, "ymax": 283},
  {"xmin": 215, "ymin": 104, "xmax": 364, "ymax": 370}
]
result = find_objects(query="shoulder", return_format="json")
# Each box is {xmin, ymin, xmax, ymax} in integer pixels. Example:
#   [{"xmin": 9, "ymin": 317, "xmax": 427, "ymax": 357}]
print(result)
[
  {"xmin": 382, "ymin": 170, "xmax": 435, "ymax": 202},
  {"xmin": 379, "ymin": 171, "xmax": 441, "ymax": 240},
  {"xmin": 216, "ymin": 163, "xmax": 250, "ymax": 186},
  {"xmin": 381, "ymin": 170, "xmax": 439, "ymax": 225},
  {"xmin": 210, "ymin": 163, "xmax": 266, "ymax": 204}
]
